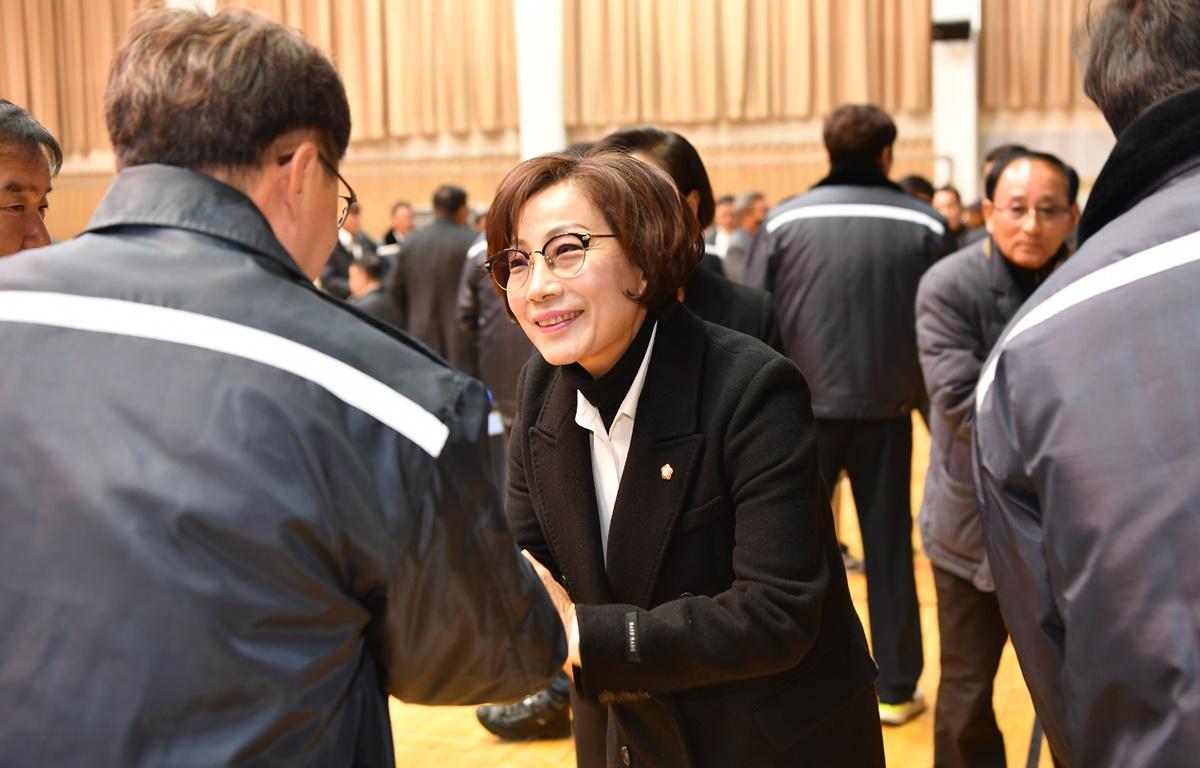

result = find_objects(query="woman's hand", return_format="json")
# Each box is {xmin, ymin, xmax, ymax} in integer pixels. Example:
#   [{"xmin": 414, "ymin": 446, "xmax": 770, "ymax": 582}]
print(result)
[{"xmin": 522, "ymin": 550, "xmax": 578, "ymax": 676}]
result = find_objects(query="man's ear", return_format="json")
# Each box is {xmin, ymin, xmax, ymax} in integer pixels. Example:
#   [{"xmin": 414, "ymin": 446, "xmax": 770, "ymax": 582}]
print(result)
[
  {"xmin": 982, "ymin": 199, "xmax": 995, "ymax": 233},
  {"xmin": 282, "ymin": 142, "xmax": 321, "ymax": 213},
  {"xmin": 879, "ymin": 145, "xmax": 894, "ymax": 175}
]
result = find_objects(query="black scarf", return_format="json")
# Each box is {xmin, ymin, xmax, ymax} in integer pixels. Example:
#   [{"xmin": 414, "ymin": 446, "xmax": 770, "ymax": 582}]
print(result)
[
  {"xmin": 1077, "ymin": 83, "xmax": 1200, "ymax": 246},
  {"xmin": 561, "ymin": 312, "xmax": 656, "ymax": 432},
  {"xmin": 813, "ymin": 158, "xmax": 905, "ymax": 193}
]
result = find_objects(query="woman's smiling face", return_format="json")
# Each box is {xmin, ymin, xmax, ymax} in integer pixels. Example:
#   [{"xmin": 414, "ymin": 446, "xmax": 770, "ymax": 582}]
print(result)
[{"xmin": 505, "ymin": 181, "xmax": 648, "ymax": 378}]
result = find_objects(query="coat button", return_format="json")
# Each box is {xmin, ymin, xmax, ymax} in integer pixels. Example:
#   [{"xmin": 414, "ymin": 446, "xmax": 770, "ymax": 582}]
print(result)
[{"xmin": 620, "ymin": 745, "xmax": 631, "ymax": 766}]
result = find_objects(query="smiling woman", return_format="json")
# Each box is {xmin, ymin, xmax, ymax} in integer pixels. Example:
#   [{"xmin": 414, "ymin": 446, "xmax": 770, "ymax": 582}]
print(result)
[{"xmin": 485, "ymin": 150, "xmax": 886, "ymax": 768}]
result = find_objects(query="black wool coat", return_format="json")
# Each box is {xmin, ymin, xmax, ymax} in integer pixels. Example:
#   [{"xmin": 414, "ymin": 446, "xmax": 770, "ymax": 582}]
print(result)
[{"xmin": 507, "ymin": 303, "xmax": 880, "ymax": 767}]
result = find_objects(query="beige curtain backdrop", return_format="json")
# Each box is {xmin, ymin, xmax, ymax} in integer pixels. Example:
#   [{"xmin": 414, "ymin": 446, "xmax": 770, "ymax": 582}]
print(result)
[
  {"xmin": 229, "ymin": 0, "xmax": 519, "ymax": 141},
  {"xmin": 564, "ymin": 0, "xmax": 931, "ymax": 126},
  {"xmin": 981, "ymin": 0, "xmax": 1091, "ymax": 111},
  {"xmin": 3, "ymin": 0, "xmax": 935, "ymax": 155},
  {"xmin": 1, "ymin": 0, "xmax": 157, "ymax": 157}
]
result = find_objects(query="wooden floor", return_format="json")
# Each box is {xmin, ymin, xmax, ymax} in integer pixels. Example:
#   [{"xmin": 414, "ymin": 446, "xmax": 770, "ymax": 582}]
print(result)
[{"xmin": 389, "ymin": 417, "xmax": 1053, "ymax": 767}]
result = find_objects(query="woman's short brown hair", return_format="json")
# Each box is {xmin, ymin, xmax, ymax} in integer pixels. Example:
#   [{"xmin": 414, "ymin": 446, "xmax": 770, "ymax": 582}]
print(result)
[{"xmin": 485, "ymin": 150, "xmax": 702, "ymax": 316}]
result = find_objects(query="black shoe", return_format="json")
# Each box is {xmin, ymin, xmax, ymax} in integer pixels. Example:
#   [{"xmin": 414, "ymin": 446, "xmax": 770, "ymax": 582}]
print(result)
[{"xmin": 476, "ymin": 689, "xmax": 571, "ymax": 740}]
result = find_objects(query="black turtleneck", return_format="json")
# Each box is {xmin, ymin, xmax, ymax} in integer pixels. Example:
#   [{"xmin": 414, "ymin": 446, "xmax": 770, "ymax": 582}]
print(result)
[
  {"xmin": 561, "ymin": 313, "xmax": 656, "ymax": 432},
  {"xmin": 996, "ymin": 239, "xmax": 1070, "ymax": 301},
  {"xmin": 1002, "ymin": 254, "xmax": 1058, "ymax": 300},
  {"xmin": 812, "ymin": 158, "xmax": 905, "ymax": 193}
]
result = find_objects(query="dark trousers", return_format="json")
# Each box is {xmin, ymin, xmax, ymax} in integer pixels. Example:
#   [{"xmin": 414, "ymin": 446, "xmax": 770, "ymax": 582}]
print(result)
[
  {"xmin": 932, "ymin": 566, "xmax": 1009, "ymax": 768},
  {"xmin": 816, "ymin": 417, "xmax": 923, "ymax": 703}
]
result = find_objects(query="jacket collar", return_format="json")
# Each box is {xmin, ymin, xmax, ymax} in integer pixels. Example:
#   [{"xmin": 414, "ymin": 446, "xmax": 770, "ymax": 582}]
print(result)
[
  {"xmin": 86, "ymin": 164, "xmax": 308, "ymax": 280},
  {"xmin": 1078, "ymin": 83, "xmax": 1200, "ymax": 245},
  {"xmin": 812, "ymin": 159, "xmax": 905, "ymax": 193},
  {"xmin": 528, "ymin": 303, "xmax": 706, "ymax": 605}
]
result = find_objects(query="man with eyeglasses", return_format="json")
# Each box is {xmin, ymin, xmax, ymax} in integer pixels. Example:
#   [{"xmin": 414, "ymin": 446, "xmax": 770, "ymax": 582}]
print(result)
[
  {"xmin": 0, "ymin": 8, "xmax": 564, "ymax": 766},
  {"xmin": 914, "ymin": 149, "xmax": 1077, "ymax": 768}
]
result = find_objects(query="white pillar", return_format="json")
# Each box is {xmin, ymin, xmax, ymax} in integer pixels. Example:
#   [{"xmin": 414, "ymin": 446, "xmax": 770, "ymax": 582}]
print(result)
[
  {"xmin": 931, "ymin": 0, "xmax": 981, "ymax": 198},
  {"xmin": 513, "ymin": 0, "xmax": 566, "ymax": 160}
]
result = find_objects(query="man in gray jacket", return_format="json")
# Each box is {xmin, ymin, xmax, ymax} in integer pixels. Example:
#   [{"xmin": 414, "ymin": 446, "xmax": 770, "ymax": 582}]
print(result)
[
  {"xmin": 974, "ymin": 2, "xmax": 1200, "ymax": 764},
  {"xmin": 753, "ymin": 104, "xmax": 950, "ymax": 724},
  {"xmin": 917, "ymin": 150, "xmax": 1078, "ymax": 767},
  {"xmin": 0, "ymin": 8, "xmax": 564, "ymax": 766}
]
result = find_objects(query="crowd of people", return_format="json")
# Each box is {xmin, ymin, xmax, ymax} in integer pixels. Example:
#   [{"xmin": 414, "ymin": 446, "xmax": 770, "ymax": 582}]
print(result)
[{"xmin": 2, "ymin": 2, "xmax": 1199, "ymax": 767}]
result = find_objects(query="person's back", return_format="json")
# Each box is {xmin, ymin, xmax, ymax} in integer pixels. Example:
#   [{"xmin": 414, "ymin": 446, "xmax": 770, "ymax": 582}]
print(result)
[
  {"xmin": 974, "ymin": 10, "xmax": 1200, "ymax": 757},
  {"xmin": 0, "ymin": 10, "xmax": 562, "ymax": 766},
  {"xmin": 456, "ymin": 234, "xmax": 533, "ymax": 430},
  {"xmin": 753, "ymin": 104, "xmax": 948, "ymax": 723},
  {"xmin": 389, "ymin": 185, "xmax": 480, "ymax": 377},
  {"xmin": 762, "ymin": 177, "xmax": 947, "ymax": 418}
]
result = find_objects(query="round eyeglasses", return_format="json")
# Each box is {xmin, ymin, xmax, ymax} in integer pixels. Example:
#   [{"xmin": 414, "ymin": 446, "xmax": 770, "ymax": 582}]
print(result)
[{"xmin": 486, "ymin": 232, "xmax": 615, "ymax": 291}]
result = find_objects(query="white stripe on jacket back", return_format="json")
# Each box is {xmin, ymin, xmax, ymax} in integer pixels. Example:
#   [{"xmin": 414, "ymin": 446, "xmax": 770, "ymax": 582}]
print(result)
[
  {"xmin": 975, "ymin": 228, "xmax": 1200, "ymax": 409},
  {"xmin": 0, "ymin": 291, "xmax": 450, "ymax": 457},
  {"xmin": 765, "ymin": 203, "xmax": 945, "ymax": 236}
]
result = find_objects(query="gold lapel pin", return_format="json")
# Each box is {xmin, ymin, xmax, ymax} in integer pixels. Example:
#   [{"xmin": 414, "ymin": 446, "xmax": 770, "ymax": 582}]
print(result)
[{"xmin": 660, "ymin": 463, "xmax": 674, "ymax": 481}]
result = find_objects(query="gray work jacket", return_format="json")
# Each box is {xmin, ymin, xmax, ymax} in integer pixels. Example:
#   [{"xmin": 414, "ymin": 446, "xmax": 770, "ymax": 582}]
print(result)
[{"xmin": 0, "ymin": 165, "xmax": 564, "ymax": 767}]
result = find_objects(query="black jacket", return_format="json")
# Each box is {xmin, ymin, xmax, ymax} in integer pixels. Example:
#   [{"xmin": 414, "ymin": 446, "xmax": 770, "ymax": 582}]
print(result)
[
  {"xmin": 683, "ymin": 265, "xmax": 785, "ymax": 354},
  {"xmin": 974, "ymin": 84, "xmax": 1200, "ymax": 766},
  {"xmin": 320, "ymin": 231, "xmax": 377, "ymax": 299},
  {"xmin": 915, "ymin": 238, "xmax": 1066, "ymax": 590},
  {"xmin": 350, "ymin": 285, "xmax": 404, "ymax": 328},
  {"xmin": 754, "ymin": 172, "xmax": 951, "ymax": 418},
  {"xmin": 507, "ymin": 303, "xmax": 879, "ymax": 768},
  {"xmin": 387, "ymin": 217, "xmax": 480, "ymax": 377},
  {"xmin": 456, "ymin": 235, "xmax": 534, "ymax": 428},
  {"xmin": 0, "ymin": 165, "xmax": 565, "ymax": 767}
]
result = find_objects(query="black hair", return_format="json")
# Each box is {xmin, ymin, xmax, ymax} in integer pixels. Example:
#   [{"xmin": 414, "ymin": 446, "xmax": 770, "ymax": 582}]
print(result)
[
  {"xmin": 984, "ymin": 143, "xmax": 1029, "ymax": 166},
  {"xmin": 985, "ymin": 150, "xmax": 1080, "ymax": 203},
  {"xmin": 0, "ymin": 99, "xmax": 63, "ymax": 175},
  {"xmin": 433, "ymin": 184, "xmax": 468, "ymax": 215},
  {"xmin": 898, "ymin": 175, "xmax": 935, "ymax": 199},
  {"xmin": 823, "ymin": 104, "xmax": 897, "ymax": 164},
  {"xmin": 935, "ymin": 185, "xmax": 962, "ymax": 203},
  {"xmin": 593, "ymin": 126, "xmax": 716, "ymax": 229},
  {"xmin": 352, "ymin": 251, "xmax": 385, "ymax": 281}
]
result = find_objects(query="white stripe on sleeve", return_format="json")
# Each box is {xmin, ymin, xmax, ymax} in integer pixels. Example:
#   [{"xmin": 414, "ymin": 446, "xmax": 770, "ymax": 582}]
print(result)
[{"xmin": 0, "ymin": 291, "xmax": 450, "ymax": 457}]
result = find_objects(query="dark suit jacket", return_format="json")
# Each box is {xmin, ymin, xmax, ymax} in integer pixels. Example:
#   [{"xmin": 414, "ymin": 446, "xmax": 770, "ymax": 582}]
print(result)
[
  {"xmin": 507, "ymin": 303, "xmax": 879, "ymax": 768},
  {"xmin": 350, "ymin": 286, "xmax": 404, "ymax": 329},
  {"xmin": 319, "ymin": 241, "xmax": 354, "ymax": 299},
  {"xmin": 456, "ymin": 237, "xmax": 533, "ymax": 429},
  {"xmin": 387, "ymin": 217, "xmax": 479, "ymax": 377},
  {"xmin": 684, "ymin": 266, "xmax": 785, "ymax": 354}
]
